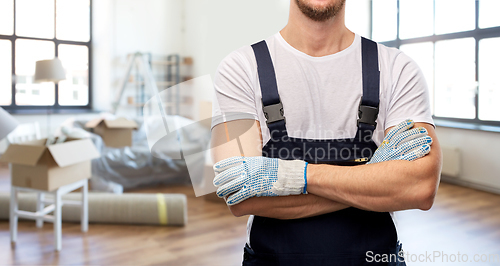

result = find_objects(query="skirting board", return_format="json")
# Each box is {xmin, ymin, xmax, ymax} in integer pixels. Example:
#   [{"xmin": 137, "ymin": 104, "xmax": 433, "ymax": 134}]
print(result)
[{"xmin": 441, "ymin": 175, "xmax": 500, "ymax": 195}]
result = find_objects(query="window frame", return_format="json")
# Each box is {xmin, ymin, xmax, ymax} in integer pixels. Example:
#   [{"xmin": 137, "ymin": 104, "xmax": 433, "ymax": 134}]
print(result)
[
  {"xmin": 372, "ymin": 0, "xmax": 500, "ymax": 127},
  {"xmin": 0, "ymin": 0, "xmax": 92, "ymax": 113}
]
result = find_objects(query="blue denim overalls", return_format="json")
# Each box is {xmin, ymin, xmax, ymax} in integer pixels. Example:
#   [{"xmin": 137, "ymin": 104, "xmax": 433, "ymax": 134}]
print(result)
[{"xmin": 242, "ymin": 38, "xmax": 405, "ymax": 265}]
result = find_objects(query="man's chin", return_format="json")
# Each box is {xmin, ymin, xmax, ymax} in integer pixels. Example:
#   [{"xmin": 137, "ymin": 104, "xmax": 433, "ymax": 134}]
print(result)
[{"xmin": 295, "ymin": 0, "xmax": 345, "ymax": 22}]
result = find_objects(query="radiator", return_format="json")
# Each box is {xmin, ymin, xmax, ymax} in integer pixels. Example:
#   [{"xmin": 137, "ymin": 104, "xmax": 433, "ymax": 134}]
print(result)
[{"xmin": 441, "ymin": 146, "xmax": 461, "ymax": 178}]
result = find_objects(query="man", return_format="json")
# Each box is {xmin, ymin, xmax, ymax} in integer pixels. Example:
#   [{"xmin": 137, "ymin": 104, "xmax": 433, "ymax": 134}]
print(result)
[{"xmin": 210, "ymin": 0, "xmax": 442, "ymax": 265}]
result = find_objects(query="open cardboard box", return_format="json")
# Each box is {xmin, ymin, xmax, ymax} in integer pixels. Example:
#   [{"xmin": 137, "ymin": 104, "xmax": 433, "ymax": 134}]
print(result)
[
  {"xmin": 85, "ymin": 117, "xmax": 138, "ymax": 148},
  {"xmin": 0, "ymin": 138, "xmax": 100, "ymax": 191}
]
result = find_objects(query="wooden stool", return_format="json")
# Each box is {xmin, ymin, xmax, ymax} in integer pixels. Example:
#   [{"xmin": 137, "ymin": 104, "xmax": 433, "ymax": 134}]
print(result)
[{"xmin": 10, "ymin": 179, "xmax": 89, "ymax": 251}]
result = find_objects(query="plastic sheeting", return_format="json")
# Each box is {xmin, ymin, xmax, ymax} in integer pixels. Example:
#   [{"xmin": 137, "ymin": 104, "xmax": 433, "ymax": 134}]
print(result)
[{"xmin": 70, "ymin": 115, "xmax": 210, "ymax": 192}]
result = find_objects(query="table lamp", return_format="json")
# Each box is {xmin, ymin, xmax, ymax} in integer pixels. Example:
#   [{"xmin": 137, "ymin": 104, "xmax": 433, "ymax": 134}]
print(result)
[
  {"xmin": 34, "ymin": 58, "xmax": 66, "ymax": 137},
  {"xmin": 34, "ymin": 58, "xmax": 66, "ymax": 83},
  {"xmin": 0, "ymin": 107, "xmax": 19, "ymax": 140}
]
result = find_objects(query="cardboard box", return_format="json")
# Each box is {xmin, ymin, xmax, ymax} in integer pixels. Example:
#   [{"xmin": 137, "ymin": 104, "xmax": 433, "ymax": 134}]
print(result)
[
  {"xmin": 0, "ymin": 138, "xmax": 100, "ymax": 191},
  {"xmin": 85, "ymin": 117, "xmax": 138, "ymax": 148}
]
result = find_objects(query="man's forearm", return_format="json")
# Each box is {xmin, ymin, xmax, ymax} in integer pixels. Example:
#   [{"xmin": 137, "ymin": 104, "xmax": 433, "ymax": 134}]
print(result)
[
  {"xmin": 307, "ymin": 156, "xmax": 441, "ymax": 212},
  {"xmin": 228, "ymin": 194, "xmax": 349, "ymax": 220}
]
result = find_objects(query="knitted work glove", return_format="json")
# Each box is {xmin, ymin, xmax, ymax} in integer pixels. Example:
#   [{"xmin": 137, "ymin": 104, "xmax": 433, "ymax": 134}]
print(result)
[
  {"xmin": 367, "ymin": 119, "xmax": 432, "ymax": 164},
  {"xmin": 213, "ymin": 156, "xmax": 307, "ymax": 206}
]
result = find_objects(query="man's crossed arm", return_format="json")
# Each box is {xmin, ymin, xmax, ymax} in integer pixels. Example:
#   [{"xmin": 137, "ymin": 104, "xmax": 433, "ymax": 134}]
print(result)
[{"xmin": 210, "ymin": 119, "xmax": 442, "ymax": 219}]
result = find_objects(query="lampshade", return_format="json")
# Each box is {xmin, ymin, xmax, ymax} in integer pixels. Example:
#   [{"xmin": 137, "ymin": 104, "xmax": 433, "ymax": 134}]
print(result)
[
  {"xmin": 34, "ymin": 58, "xmax": 66, "ymax": 83},
  {"xmin": 0, "ymin": 107, "xmax": 19, "ymax": 140}
]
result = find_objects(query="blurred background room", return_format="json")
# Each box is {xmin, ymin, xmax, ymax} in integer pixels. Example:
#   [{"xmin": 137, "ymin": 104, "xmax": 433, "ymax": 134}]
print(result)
[{"xmin": 0, "ymin": 0, "xmax": 498, "ymax": 265}]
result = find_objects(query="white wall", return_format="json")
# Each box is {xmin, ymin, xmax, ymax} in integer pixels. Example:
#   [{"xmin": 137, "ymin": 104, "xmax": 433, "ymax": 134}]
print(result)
[
  {"xmin": 183, "ymin": 0, "xmax": 289, "ymax": 79},
  {"xmin": 92, "ymin": 0, "xmax": 185, "ymax": 112},
  {"xmin": 91, "ymin": 0, "xmax": 114, "ymax": 113},
  {"xmin": 437, "ymin": 127, "xmax": 500, "ymax": 192}
]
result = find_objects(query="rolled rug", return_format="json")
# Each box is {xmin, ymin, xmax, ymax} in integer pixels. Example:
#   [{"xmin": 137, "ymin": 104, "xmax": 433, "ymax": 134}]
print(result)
[{"xmin": 0, "ymin": 192, "xmax": 187, "ymax": 226}]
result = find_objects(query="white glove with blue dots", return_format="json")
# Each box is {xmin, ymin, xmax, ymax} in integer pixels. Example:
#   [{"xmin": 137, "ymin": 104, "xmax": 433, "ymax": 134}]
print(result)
[
  {"xmin": 368, "ymin": 119, "xmax": 433, "ymax": 164},
  {"xmin": 213, "ymin": 157, "xmax": 307, "ymax": 206}
]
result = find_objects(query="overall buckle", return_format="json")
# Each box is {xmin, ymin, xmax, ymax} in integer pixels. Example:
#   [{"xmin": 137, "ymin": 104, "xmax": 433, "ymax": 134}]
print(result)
[
  {"xmin": 357, "ymin": 101, "xmax": 379, "ymax": 127},
  {"xmin": 262, "ymin": 100, "xmax": 286, "ymax": 125}
]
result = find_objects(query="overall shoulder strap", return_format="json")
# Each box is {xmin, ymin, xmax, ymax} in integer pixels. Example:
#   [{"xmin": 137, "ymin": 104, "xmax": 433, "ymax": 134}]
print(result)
[
  {"xmin": 251, "ymin": 40, "xmax": 287, "ymax": 137},
  {"xmin": 356, "ymin": 37, "xmax": 380, "ymax": 141}
]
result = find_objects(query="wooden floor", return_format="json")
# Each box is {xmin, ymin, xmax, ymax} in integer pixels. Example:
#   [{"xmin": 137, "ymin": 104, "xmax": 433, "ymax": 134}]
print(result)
[{"xmin": 0, "ymin": 162, "xmax": 499, "ymax": 265}]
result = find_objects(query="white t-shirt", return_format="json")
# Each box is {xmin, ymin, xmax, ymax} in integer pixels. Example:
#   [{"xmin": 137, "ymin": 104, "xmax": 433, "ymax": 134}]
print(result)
[
  {"xmin": 211, "ymin": 32, "xmax": 434, "ymax": 246},
  {"xmin": 212, "ymin": 32, "xmax": 434, "ymax": 147}
]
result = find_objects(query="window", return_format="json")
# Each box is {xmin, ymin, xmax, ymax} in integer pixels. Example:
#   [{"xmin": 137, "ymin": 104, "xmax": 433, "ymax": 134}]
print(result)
[
  {"xmin": 372, "ymin": 0, "xmax": 500, "ymax": 126},
  {"xmin": 0, "ymin": 0, "xmax": 91, "ymax": 112}
]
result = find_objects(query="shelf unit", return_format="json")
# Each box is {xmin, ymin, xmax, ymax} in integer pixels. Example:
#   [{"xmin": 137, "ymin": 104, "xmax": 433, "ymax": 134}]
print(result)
[{"xmin": 113, "ymin": 52, "xmax": 193, "ymax": 117}]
